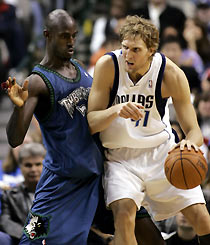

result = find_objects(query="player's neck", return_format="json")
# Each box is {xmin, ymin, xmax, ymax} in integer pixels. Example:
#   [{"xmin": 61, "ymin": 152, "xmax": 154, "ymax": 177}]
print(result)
[
  {"xmin": 40, "ymin": 55, "xmax": 71, "ymax": 70},
  {"xmin": 129, "ymin": 59, "xmax": 152, "ymax": 84}
]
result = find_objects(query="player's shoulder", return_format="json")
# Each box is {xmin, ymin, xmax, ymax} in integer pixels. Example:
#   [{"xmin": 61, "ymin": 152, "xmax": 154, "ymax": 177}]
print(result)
[
  {"xmin": 164, "ymin": 57, "xmax": 186, "ymax": 83},
  {"xmin": 73, "ymin": 58, "xmax": 85, "ymax": 68},
  {"xmin": 26, "ymin": 73, "xmax": 48, "ymax": 96},
  {"xmin": 95, "ymin": 53, "xmax": 115, "ymax": 71},
  {"xmin": 165, "ymin": 57, "xmax": 178, "ymax": 73},
  {"xmin": 162, "ymin": 57, "xmax": 186, "ymax": 97},
  {"xmin": 164, "ymin": 57, "xmax": 182, "ymax": 75}
]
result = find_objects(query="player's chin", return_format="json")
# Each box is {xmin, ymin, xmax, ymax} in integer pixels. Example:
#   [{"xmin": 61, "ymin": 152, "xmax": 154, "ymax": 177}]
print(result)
[{"xmin": 64, "ymin": 54, "xmax": 73, "ymax": 60}]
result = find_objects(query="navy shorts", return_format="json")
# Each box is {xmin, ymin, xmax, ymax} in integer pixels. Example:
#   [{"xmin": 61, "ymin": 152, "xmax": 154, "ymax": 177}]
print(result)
[{"xmin": 20, "ymin": 166, "xmax": 101, "ymax": 245}]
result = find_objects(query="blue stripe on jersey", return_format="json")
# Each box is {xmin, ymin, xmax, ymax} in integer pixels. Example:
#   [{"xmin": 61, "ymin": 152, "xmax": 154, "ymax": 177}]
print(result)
[
  {"xmin": 106, "ymin": 52, "xmax": 119, "ymax": 108},
  {"xmin": 155, "ymin": 53, "xmax": 168, "ymax": 119}
]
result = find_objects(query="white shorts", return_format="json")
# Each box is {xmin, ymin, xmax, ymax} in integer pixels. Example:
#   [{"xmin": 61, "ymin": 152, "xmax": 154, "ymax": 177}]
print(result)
[{"xmin": 103, "ymin": 139, "xmax": 206, "ymax": 221}]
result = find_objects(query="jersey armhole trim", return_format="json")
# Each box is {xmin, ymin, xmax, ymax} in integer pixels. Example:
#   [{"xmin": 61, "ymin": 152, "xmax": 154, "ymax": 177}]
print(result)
[
  {"xmin": 105, "ymin": 52, "xmax": 119, "ymax": 108},
  {"xmin": 155, "ymin": 53, "xmax": 168, "ymax": 119}
]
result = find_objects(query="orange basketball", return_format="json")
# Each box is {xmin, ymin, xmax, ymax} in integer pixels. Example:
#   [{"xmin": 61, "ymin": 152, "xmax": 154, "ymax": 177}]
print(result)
[{"xmin": 164, "ymin": 146, "xmax": 208, "ymax": 189}]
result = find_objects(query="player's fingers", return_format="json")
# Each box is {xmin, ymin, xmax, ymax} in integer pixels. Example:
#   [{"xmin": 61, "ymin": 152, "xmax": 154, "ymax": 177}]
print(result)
[
  {"xmin": 179, "ymin": 139, "xmax": 189, "ymax": 150},
  {"xmin": 179, "ymin": 139, "xmax": 198, "ymax": 151},
  {"xmin": 135, "ymin": 104, "xmax": 144, "ymax": 110},
  {"xmin": 11, "ymin": 77, "xmax": 16, "ymax": 85},
  {"xmin": 126, "ymin": 103, "xmax": 143, "ymax": 120},
  {"xmin": 119, "ymin": 109, "xmax": 132, "ymax": 119},
  {"xmin": 8, "ymin": 77, "xmax": 16, "ymax": 87},
  {"xmin": 119, "ymin": 104, "xmax": 134, "ymax": 119},
  {"xmin": 7, "ymin": 77, "xmax": 12, "ymax": 83},
  {"xmin": 22, "ymin": 80, "xmax": 29, "ymax": 91},
  {"xmin": 192, "ymin": 143, "xmax": 199, "ymax": 152}
]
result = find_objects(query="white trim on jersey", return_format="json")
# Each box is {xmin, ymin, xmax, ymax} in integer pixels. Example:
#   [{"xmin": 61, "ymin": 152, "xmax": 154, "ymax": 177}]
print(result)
[{"xmin": 100, "ymin": 51, "xmax": 174, "ymax": 149}]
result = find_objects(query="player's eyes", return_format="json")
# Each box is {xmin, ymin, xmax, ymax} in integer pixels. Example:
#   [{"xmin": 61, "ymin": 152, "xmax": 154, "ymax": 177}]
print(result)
[
  {"xmin": 133, "ymin": 48, "xmax": 140, "ymax": 52},
  {"xmin": 72, "ymin": 32, "xmax": 78, "ymax": 39}
]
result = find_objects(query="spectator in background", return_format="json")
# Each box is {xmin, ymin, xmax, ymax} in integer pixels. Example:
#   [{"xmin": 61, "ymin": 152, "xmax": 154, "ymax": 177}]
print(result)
[
  {"xmin": 0, "ymin": 132, "xmax": 33, "ymax": 190},
  {"xmin": 0, "ymin": 0, "xmax": 26, "ymax": 69},
  {"xmin": 201, "ymin": 68, "xmax": 210, "ymax": 92},
  {"xmin": 194, "ymin": 0, "xmax": 210, "ymax": 40},
  {"xmin": 183, "ymin": 17, "xmax": 210, "ymax": 69},
  {"xmin": 90, "ymin": 0, "xmax": 130, "ymax": 55},
  {"xmin": 0, "ymin": 121, "xmax": 42, "ymax": 190},
  {"xmin": 129, "ymin": 0, "xmax": 186, "ymax": 41},
  {"xmin": 194, "ymin": 91, "xmax": 210, "ymax": 141},
  {"xmin": 159, "ymin": 23, "xmax": 205, "ymax": 79},
  {"xmin": 88, "ymin": 33, "xmax": 120, "ymax": 76},
  {"xmin": 159, "ymin": 35, "xmax": 201, "ymax": 95},
  {"xmin": 0, "ymin": 142, "xmax": 45, "ymax": 245},
  {"xmin": 0, "ymin": 0, "xmax": 26, "ymax": 101}
]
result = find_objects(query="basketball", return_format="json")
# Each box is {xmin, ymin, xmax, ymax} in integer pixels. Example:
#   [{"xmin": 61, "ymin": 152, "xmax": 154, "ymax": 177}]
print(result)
[{"xmin": 164, "ymin": 146, "xmax": 208, "ymax": 190}]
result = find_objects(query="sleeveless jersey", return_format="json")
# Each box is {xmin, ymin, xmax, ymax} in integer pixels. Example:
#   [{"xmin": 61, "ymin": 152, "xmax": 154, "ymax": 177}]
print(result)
[
  {"xmin": 31, "ymin": 60, "xmax": 103, "ymax": 178},
  {"xmin": 100, "ymin": 50, "xmax": 174, "ymax": 149}
]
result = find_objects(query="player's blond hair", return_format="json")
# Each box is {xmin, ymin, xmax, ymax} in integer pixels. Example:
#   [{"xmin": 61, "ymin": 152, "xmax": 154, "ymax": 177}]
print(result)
[{"xmin": 119, "ymin": 15, "xmax": 159, "ymax": 54}]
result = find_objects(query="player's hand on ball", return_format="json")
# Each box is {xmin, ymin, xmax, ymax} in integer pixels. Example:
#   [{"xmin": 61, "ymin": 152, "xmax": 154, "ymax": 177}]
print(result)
[
  {"xmin": 169, "ymin": 139, "xmax": 199, "ymax": 153},
  {"xmin": 5, "ymin": 77, "xmax": 29, "ymax": 107},
  {"xmin": 179, "ymin": 139, "xmax": 199, "ymax": 151},
  {"xmin": 118, "ymin": 102, "xmax": 144, "ymax": 121}
]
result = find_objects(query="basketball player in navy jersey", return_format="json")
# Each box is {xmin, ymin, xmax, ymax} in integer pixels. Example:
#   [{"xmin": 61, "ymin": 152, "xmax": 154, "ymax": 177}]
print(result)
[
  {"xmin": 4, "ymin": 10, "xmax": 167, "ymax": 245},
  {"xmin": 87, "ymin": 15, "xmax": 210, "ymax": 245},
  {"xmin": 4, "ymin": 9, "xmax": 104, "ymax": 244}
]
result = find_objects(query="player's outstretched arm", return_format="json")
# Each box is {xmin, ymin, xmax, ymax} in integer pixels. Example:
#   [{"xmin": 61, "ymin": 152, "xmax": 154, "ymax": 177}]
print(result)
[{"xmin": 5, "ymin": 75, "xmax": 47, "ymax": 147}]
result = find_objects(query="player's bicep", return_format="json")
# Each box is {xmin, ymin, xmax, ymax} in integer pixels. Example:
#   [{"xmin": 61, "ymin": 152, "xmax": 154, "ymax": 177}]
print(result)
[
  {"xmin": 88, "ymin": 55, "xmax": 115, "ymax": 112},
  {"xmin": 24, "ymin": 75, "xmax": 48, "ymax": 119}
]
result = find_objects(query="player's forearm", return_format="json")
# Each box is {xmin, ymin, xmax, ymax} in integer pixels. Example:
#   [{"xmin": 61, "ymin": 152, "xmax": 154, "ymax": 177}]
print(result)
[
  {"xmin": 87, "ymin": 106, "xmax": 118, "ymax": 135},
  {"xmin": 6, "ymin": 106, "xmax": 30, "ymax": 147}
]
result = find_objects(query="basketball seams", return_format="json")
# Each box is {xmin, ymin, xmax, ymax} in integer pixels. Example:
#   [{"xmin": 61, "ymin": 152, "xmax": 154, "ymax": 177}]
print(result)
[
  {"xmin": 181, "ymin": 158, "xmax": 203, "ymax": 181},
  {"xmin": 169, "ymin": 160, "xmax": 177, "ymax": 184},
  {"xmin": 180, "ymin": 156, "xmax": 189, "ymax": 189}
]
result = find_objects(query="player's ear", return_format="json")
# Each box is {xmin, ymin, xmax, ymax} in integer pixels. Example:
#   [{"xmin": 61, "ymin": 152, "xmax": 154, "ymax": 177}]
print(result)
[{"xmin": 149, "ymin": 47, "xmax": 155, "ymax": 57}]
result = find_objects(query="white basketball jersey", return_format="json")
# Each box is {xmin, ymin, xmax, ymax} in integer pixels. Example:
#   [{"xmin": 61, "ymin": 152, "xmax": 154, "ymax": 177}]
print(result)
[{"xmin": 100, "ymin": 50, "xmax": 174, "ymax": 149}]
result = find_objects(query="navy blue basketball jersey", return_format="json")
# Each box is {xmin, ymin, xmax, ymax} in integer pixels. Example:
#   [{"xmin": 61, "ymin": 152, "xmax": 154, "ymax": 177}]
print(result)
[{"xmin": 31, "ymin": 60, "xmax": 103, "ymax": 178}]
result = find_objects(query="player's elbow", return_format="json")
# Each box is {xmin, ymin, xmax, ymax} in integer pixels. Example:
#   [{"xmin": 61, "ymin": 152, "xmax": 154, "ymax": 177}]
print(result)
[
  {"xmin": 7, "ymin": 131, "xmax": 24, "ymax": 148},
  {"xmin": 8, "ymin": 138, "xmax": 23, "ymax": 148}
]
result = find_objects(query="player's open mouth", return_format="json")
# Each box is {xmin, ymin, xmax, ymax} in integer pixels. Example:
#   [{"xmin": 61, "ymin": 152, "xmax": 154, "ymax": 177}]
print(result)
[
  {"xmin": 68, "ymin": 49, "xmax": 74, "ymax": 53},
  {"xmin": 126, "ymin": 61, "xmax": 134, "ymax": 67}
]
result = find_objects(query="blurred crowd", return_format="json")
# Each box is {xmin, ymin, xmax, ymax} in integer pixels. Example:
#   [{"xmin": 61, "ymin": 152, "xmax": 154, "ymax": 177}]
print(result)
[{"xmin": 0, "ymin": 0, "xmax": 209, "ymax": 244}]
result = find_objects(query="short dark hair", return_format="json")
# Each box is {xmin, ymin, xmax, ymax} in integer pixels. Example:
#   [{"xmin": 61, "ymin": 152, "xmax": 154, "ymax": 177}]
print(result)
[{"xmin": 159, "ymin": 35, "xmax": 183, "ymax": 50}]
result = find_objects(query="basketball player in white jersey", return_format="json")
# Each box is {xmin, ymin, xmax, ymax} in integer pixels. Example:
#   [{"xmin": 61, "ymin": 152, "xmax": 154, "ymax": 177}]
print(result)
[{"xmin": 87, "ymin": 15, "xmax": 210, "ymax": 245}]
